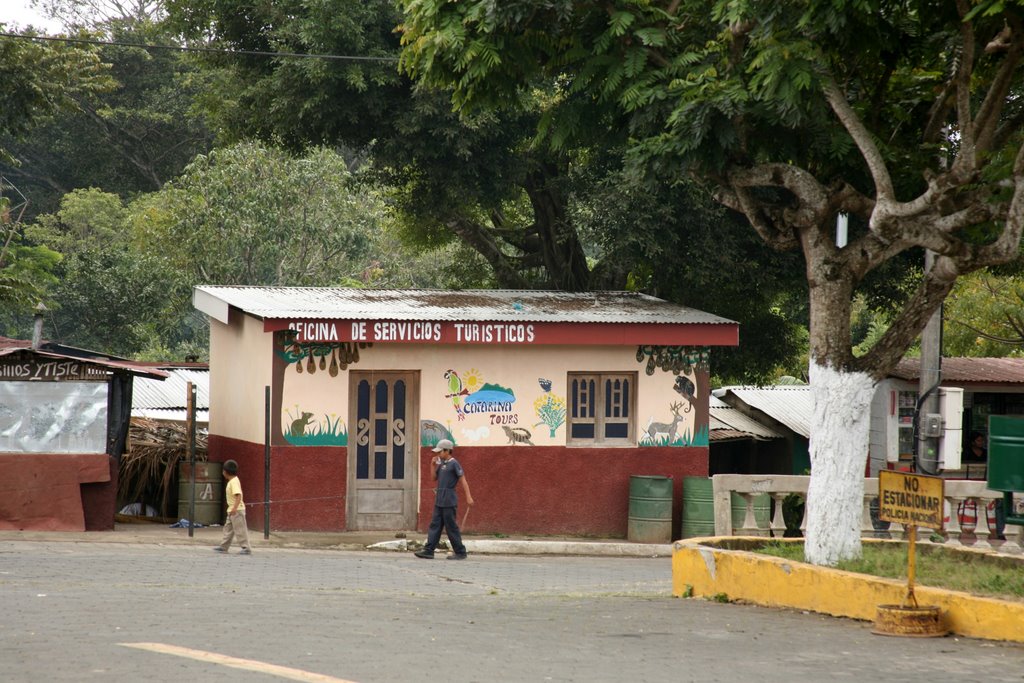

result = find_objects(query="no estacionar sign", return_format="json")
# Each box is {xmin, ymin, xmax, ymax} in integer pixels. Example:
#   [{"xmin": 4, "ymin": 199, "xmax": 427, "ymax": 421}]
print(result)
[{"xmin": 878, "ymin": 471, "xmax": 945, "ymax": 530}]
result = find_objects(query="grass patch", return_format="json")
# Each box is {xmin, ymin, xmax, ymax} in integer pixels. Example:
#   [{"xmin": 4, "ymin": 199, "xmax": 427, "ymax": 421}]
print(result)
[{"xmin": 754, "ymin": 540, "xmax": 1024, "ymax": 601}]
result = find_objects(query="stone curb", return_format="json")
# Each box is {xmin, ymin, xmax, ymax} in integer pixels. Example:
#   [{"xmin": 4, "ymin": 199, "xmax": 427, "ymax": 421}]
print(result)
[
  {"xmin": 672, "ymin": 537, "xmax": 1024, "ymax": 644},
  {"xmin": 0, "ymin": 528, "xmax": 671, "ymax": 557},
  {"xmin": 366, "ymin": 539, "xmax": 672, "ymax": 557}
]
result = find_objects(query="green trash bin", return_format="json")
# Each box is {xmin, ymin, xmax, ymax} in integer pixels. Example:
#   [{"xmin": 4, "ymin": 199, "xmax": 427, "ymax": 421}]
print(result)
[
  {"xmin": 627, "ymin": 475, "xmax": 673, "ymax": 543},
  {"xmin": 178, "ymin": 461, "xmax": 224, "ymax": 526},
  {"xmin": 988, "ymin": 415, "xmax": 1024, "ymax": 527},
  {"xmin": 681, "ymin": 476, "xmax": 770, "ymax": 538},
  {"xmin": 988, "ymin": 415, "xmax": 1024, "ymax": 492}
]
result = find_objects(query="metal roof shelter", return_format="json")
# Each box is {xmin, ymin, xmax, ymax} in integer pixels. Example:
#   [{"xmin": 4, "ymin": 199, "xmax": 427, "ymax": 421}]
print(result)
[
  {"xmin": 713, "ymin": 386, "xmax": 812, "ymax": 438},
  {"xmin": 0, "ymin": 337, "xmax": 168, "ymax": 380},
  {"xmin": 193, "ymin": 286, "xmax": 737, "ymax": 325},
  {"xmin": 132, "ymin": 365, "xmax": 209, "ymax": 422},
  {"xmin": 709, "ymin": 395, "xmax": 784, "ymax": 442}
]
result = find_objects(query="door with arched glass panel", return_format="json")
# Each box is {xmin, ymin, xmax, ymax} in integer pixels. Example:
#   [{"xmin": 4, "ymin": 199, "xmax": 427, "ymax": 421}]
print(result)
[{"xmin": 347, "ymin": 371, "xmax": 419, "ymax": 530}]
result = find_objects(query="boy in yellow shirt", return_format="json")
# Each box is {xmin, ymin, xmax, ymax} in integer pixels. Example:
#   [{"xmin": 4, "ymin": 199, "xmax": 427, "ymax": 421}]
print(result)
[{"xmin": 213, "ymin": 459, "xmax": 251, "ymax": 555}]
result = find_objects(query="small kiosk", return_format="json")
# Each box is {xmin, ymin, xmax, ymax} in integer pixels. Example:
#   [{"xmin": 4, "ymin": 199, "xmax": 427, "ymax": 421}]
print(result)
[
  {"xmin": 0, "ymin": 337, "xmax": 167, "ymax": 530},
  {"xmin": 193, "ymin": 287, "xmax": 739, "ymax": 537}
]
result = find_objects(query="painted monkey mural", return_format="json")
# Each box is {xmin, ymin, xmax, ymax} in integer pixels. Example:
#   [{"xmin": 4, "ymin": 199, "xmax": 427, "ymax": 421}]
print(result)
[{"xmin": 637, "ymin": 345, "xmax": 710, "ymax": 446}]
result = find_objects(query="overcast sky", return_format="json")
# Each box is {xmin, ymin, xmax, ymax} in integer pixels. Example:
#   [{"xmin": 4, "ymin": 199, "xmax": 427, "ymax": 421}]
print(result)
[{"xmin": 3, "ymin": 1, "xmax": 64, "ymax": 32}]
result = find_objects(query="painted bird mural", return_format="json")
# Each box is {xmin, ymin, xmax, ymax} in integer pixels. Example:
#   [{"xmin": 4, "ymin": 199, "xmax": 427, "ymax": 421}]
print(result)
[{"xmin": 444, "ymin": 369, "xmax": 470, "ymax": 420}]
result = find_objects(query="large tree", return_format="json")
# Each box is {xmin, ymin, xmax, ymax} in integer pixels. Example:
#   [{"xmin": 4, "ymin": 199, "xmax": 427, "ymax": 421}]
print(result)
[
  {"xmin": 399, "ymin": 0, "xmax": 1024, "ymax": 565},
  {"xmin": 163, "ymin": 0, "xmax": 806, "ymax": 380}
]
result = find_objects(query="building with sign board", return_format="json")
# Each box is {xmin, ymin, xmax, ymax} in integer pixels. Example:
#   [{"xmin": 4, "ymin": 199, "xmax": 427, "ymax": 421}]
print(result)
[
  {"xmin": 0, "ymin": 336, "xmax": 168, "ymax": 531},
  {"xmin": 192, "ymin": 287, "xmax": 739, "ymax": 536}
]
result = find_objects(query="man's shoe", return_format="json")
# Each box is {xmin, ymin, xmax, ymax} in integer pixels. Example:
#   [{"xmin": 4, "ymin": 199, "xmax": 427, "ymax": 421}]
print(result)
[
  {"xmin": 240, "ymin": 548, "xmax": 252, "ymax": 555},
  {"xmin": 213, "ymin": 547, "xmax": 227, "ymax": 553},
  {"xmin": 447, "ymin": 554, "xmax": 467, "ymax": 560},
  {"xmin": 414, "ymin": 550, "xmax": 434, "ymax": 559}
]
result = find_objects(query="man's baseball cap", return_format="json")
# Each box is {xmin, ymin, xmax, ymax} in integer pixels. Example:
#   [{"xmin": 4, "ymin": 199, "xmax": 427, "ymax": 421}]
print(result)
[{"xmin": 432, "ymin": 439, "xmax": 454, "ymax": 452}]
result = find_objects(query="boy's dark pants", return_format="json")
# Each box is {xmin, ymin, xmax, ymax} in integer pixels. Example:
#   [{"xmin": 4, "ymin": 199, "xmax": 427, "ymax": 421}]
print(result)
[{"xmin": 423, "ymin": 505, "xmax": 466, "ymax": 555}]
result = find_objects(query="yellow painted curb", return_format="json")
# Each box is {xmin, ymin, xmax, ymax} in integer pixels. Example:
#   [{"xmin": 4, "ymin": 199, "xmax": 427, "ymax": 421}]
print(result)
[{"xmin": 672, "ymin": 538, "xmax": 1024, "ymax": 644}]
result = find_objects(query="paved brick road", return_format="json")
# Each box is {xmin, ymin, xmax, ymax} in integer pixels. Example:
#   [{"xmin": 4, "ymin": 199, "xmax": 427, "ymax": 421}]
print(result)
[{"xmin": 1, "ymin": 541, "xmax": 1022, "ymax": 682}]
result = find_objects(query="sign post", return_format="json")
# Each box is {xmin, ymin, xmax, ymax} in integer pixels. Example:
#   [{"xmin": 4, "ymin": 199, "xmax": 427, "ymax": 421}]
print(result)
[{"xmin": 874, "ymin": 470, "xmax": 947, "ymax": 637}]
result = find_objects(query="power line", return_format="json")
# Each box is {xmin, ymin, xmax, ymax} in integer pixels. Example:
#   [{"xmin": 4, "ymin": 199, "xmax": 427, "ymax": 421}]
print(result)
[{"xmin": 0, "ymin": 31, "xmax": 398, "ymax": 63}]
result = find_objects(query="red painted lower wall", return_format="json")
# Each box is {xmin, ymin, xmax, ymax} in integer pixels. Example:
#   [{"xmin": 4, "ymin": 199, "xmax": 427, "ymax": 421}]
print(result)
[
  {"xmin": 419, "ymin": 446, "xmax": 707, "ymax": 538},
  {"xmin": 209, "ymin": 436, "xmax": 347, "ymax": 532},
  {"xmin": 0, "ymin": 453, "xmax": 115, "ymax": 531},
  {"xmin": 210, "ymin": 435, "xmax": 707, "ymax": 537}
]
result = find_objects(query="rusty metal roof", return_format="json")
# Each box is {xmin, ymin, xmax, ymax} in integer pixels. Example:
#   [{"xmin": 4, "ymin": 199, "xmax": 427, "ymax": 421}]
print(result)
[
  {"xmin": 892, "ymin": 357, "xmax": 1024, "ymax": 385},
  {"xmin": 709, "ymin": 395, "xmax": 784, "ymax": 441},
  {"xmin": 715, "ymin": 386, "xmax": 811, "ymax": 438},
  {"xmin": 0, "ymin": 341, "xmax": 168, "ymax": 380},
  {"xmin": 193, "ymin": 286, "xmax": 737, "ymax": 326}
]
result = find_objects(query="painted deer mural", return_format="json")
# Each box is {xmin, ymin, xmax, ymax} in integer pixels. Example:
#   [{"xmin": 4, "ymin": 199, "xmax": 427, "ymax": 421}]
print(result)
[{"xmin": 645, "ymin": 401, "xmax": 686, "ymax": 445}]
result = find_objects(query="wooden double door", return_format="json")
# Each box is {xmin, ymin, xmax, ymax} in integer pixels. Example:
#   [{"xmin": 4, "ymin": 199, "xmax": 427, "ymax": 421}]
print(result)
[{"xmin": 346, "ymin": 371, "xmax": 419, "ymax": 530}]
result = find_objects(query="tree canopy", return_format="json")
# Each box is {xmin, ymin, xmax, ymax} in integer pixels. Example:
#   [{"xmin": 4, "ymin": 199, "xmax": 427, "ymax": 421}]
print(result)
[
  {"xmin": 400, "ymin": 0, "xmax": 1024, "ymax": 374},
  {"xmin": 162, "ymin": 0, "xmax": 807, "ymax": 381},
  {"xmin": 399, "ymin": 0, "xmax": 1024, "ymax": 565}
]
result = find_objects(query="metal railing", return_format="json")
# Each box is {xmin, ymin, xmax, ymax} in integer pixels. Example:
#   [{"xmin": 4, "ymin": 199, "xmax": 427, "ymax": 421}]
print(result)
[{"xmin": 710, "ymin": 474, "xmax": 1023, "ymax": 553}]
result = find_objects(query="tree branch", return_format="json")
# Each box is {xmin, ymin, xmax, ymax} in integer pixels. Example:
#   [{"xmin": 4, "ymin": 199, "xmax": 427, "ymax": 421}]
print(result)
[
  {"xmin": 821, "ymin": 74, "xmax": 894, "ymax": 201},
  {"xmin": 952, "ymin": 0, "xmax": 977, "ymax": 169},
  {"xmin": 855, "ymin": 256, "xmax": 960, "ymax": 376},
  {"xmin": 972, "ymin": 14, "xmax": 1024, "ymax": 157},
  {"xmin": 445, "ymin": 215, "xmax": 531, "ymax": 288}
]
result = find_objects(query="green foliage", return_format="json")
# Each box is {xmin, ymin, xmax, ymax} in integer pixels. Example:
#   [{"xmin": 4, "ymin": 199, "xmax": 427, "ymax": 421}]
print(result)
[
  {"xmin": 1, "ymin": 18, "xmax": 214, "ymax": 220},
  {"xmin": 0, "ymin": 194, "xmax": 60, "ymax": 313},
  {"xmin": 943, "ymin": 271, "xmax": 1024, "ymax": 357},
  {"xmin": 16, "ymin": 189, "xmax": 172, "ymax": 355},
  {"xmin": 137, "ymin": 142, "xmax": 377, "ymax": 287},
  {"xmin": 0, "ymin": 29, "xmax": 114, "ymax": 164},
  {"xmin": 400, "ymin": 0, "xmax": 1024, "ymax": 380}
]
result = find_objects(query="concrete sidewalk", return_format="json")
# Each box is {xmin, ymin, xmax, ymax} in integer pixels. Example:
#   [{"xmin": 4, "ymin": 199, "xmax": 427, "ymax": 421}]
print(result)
[{"xmin": 0, "ymin": 522, "xmax": 673, "ymax": 557}]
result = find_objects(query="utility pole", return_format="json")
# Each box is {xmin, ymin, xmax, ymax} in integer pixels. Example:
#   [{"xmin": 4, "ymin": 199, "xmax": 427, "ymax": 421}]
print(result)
[{"xmin": 916, "ymin": 250, "xmax": 943, "ymax": 475}]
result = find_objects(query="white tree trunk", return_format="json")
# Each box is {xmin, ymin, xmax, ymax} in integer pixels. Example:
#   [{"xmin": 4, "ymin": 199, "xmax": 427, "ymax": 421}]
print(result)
[{"xmin": 803, "ymin": 361, "xmax": 878, "ymax": 566}]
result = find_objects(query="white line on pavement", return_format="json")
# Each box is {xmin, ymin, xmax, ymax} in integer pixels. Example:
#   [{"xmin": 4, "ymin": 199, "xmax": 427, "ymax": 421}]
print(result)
[{"xmin": 120, "ymin": 642, "xmax": 359, "ymax": 683}]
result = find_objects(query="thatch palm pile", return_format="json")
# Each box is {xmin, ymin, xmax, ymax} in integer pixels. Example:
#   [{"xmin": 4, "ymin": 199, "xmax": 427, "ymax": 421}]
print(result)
[{"xmin": 118, "ymin": 417, "xmax": 208, "ymax": 519}]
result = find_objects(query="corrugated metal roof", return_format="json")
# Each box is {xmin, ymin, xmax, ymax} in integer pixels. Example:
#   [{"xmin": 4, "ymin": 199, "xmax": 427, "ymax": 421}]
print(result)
[
  {"xmin": 709, "ymin": 395, "xmax": 784, "ymax": 441},
  {"xmin": 718, "ymin": 386, "xmax": 811, "ymax": 438},
  {"xmin": 709, "ymin": 427, "xmax": 755, "ymax": 442},
  {"xmin": 0, "ymin": 345, "xmax": 168, "ymax": 380},
  {"xmin": 132, "ymin": 368, "xmax": 209, "ymax": 411},
  {"xmin": 193, "ymin": 286, "xmax": 737, "ymax": 326},
  {"xmin": 132, "ymin": 408, "xmax": 210, "ymax": 423},
  {"xmin": 892, "ymin": 357, "xmax": 1024, "ymax": 384}
]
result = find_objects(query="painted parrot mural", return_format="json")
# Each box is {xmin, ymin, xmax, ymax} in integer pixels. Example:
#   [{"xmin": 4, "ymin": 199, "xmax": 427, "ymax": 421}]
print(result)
[{"xmin": 444, "ymin": 369, "xmax": 469, "ymax": 420}]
